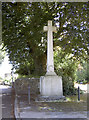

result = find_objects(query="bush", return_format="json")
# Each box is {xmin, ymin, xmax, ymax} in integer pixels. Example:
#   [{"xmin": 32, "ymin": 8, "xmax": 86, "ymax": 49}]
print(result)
[
  {"xmin": 62, "ymin": 76, "xmax": 77, "ymax": 95},
  {"xmin": 75, "ymin": 60, "xmax": 89, "ymax": 84},
  {"xmin": 54, "ymin": 48, "xmax": 78, "ymax": 95}
]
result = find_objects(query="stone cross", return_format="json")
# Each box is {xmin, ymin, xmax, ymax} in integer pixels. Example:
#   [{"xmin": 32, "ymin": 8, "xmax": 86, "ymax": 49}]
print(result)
[
  {"xmin": 40, "ymin": 21, "xmax": 63, "ymax": 97},
  {"xmin": 44, "ymin": 20, "xmax": 56, "ymax": 75}
]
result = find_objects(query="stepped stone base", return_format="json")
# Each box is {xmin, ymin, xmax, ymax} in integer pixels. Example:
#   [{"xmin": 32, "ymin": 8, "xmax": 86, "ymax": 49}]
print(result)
[{"xmin": 36, "ymin": 95, "xmax": 66, "ymax": 102}]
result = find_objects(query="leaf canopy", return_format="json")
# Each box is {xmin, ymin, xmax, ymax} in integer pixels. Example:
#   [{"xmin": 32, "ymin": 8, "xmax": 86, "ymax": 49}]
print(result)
[{"xmin": 2, "ymin": 2, "xmax": 89, "ymax": 74}]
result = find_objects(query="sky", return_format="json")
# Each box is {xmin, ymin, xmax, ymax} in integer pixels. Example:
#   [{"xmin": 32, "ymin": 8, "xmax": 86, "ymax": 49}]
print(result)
[{"xmin": 0, "ymin": 55, "xmax": 13, "ymax": 78}]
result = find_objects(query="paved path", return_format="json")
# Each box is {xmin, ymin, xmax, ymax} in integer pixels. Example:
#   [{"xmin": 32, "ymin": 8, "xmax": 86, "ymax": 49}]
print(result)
[
  {"xmin": 14, "ymin": 94, "xmax": 88, "ymax": 119},
  {"xmin": 0, "ymin": 85, "xmax": 16, "ymax": 119},
  {"xmin": 20, "ymin": 111, "xmax": 87, "ymax": 118}
]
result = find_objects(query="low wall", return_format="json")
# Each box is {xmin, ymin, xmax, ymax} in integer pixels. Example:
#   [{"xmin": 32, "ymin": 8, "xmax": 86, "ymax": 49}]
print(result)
[{"xmin": 14, "ymin": 78, "xmax": 40, "ymax": 95}]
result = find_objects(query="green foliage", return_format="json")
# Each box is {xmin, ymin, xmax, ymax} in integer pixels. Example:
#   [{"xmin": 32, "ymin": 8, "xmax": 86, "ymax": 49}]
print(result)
[
  {"xmin": 0, "ymin": 77, "xmax": 3, "ymax": 84},
  {"xmin": 54, "ymin": 47, "xmax": 78, "ymax": 95},
  {"xmin": 0, "ymin": 44, "xmax": 5, "ymax": 64},
  {"xmin": 75, "ymin": 60, "xmax": 89, "ymax": 84},
  {"xmin": 0, "ymin": 52, "xmax": 4, "ymax": 64},
  {"xmin": 0, "ymin": 77, "xmax": 12, "ymax": 85},
  {"xmin": 3, "ymin": 79, "xmax": 12, "ymax": 85},
  {"xmin": 2, "ymin": 2, "xmax": 89, "ymax": 95},
  {"xmin": 2, "ymin": 2, "xmax": 88, "ymax": 74},
  {"xmin": 17, "ymin": 74, "xmax": 40, "ymax": 79},
  {"xmin": 87, "ymin": 62, "xmax": 89, "ymax": 82}
]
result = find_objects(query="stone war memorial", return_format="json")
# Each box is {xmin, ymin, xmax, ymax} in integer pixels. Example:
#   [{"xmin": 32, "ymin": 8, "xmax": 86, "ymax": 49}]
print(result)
[{"xmin": 39, "ymin": 20, "xmax": 64, "ymax": 101}]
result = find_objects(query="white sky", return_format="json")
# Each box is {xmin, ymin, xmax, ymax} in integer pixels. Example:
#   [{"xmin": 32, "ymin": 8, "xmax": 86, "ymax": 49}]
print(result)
[{"xmin": 0, "ymin": 56, "xmax": 13, "ymax": 78}]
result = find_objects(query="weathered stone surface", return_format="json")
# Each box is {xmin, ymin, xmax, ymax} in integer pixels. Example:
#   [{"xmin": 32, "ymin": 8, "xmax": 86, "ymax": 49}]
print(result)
[
  {"xmin": 40, "ymin": 75, "xmax": 63, "ymax": 96},
  {"xmin": 44, "ymin": 20, "xmax": 56, "ymax": 73},
  {"xmin": 14, "ymin": 78, "xmax": 40, "ymax": 95},
  {"xmin": 40, "ymin": 20, "xmax": 63, "ymax": 97},
  {"xmin": 36, "ymin": 95, "xmax": 66, "ymax": 102}
]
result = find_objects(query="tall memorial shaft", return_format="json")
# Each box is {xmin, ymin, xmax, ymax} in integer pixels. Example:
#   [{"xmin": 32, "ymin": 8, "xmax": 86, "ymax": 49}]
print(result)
[
  {"xmin": 45, "ymin": 21, "xmax": 55, "ymax": 75},
  {"xmin": 40, "ymin": 20, "xmax": 63, "ymax": 97}
]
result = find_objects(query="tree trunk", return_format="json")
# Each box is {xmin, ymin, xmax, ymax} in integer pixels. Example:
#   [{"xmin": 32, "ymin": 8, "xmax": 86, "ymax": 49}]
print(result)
[{"xmin": 33, "ymin": 53, "xmax": 46, "ymax": 76}]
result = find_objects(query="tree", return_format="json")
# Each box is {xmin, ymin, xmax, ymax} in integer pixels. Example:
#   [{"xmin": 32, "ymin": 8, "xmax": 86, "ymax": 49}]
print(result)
[
  {"xmin": 2, "ymin": 2, "xmax": 89, "ymax": 75},
  {"xmin": 54, "ymin": 46, "xmax": 78, "ymax": 95},
  {"xmin": 0, "ymin": 44, "xmax": 5, "ymax": 64},
  {"xmin": 75, "ymin": 60, "xmax": 89, "ymax": 83}
]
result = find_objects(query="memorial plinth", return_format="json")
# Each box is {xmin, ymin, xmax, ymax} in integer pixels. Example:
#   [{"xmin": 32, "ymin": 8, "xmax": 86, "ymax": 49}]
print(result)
[
  {"xmin": 40, "ymin": 75, "xmax": 63, "ymax": 96},
  {"xmin": 40, "ymin": 21, "xmax": 63, "ymax": 98}
]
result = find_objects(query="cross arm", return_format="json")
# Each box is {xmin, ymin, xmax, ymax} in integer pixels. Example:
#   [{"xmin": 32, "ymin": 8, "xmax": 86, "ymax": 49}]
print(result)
[
  {"xmin": 52, "ymin": 26, "xmax": 57, "ymax": 33},
  {"xmin": 44, "ymin": 26, "xmax": 48, "ymax": 32}
]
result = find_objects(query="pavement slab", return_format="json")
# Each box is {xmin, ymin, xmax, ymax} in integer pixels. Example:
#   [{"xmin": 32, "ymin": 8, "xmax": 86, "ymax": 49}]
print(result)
[
  {"xmin": 14, "ymin": 93, "xmax": 88, "ymax": 119},
  {"xmin": 20, "ymin": 111, "xmax": 87, "ymax": 118}
]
